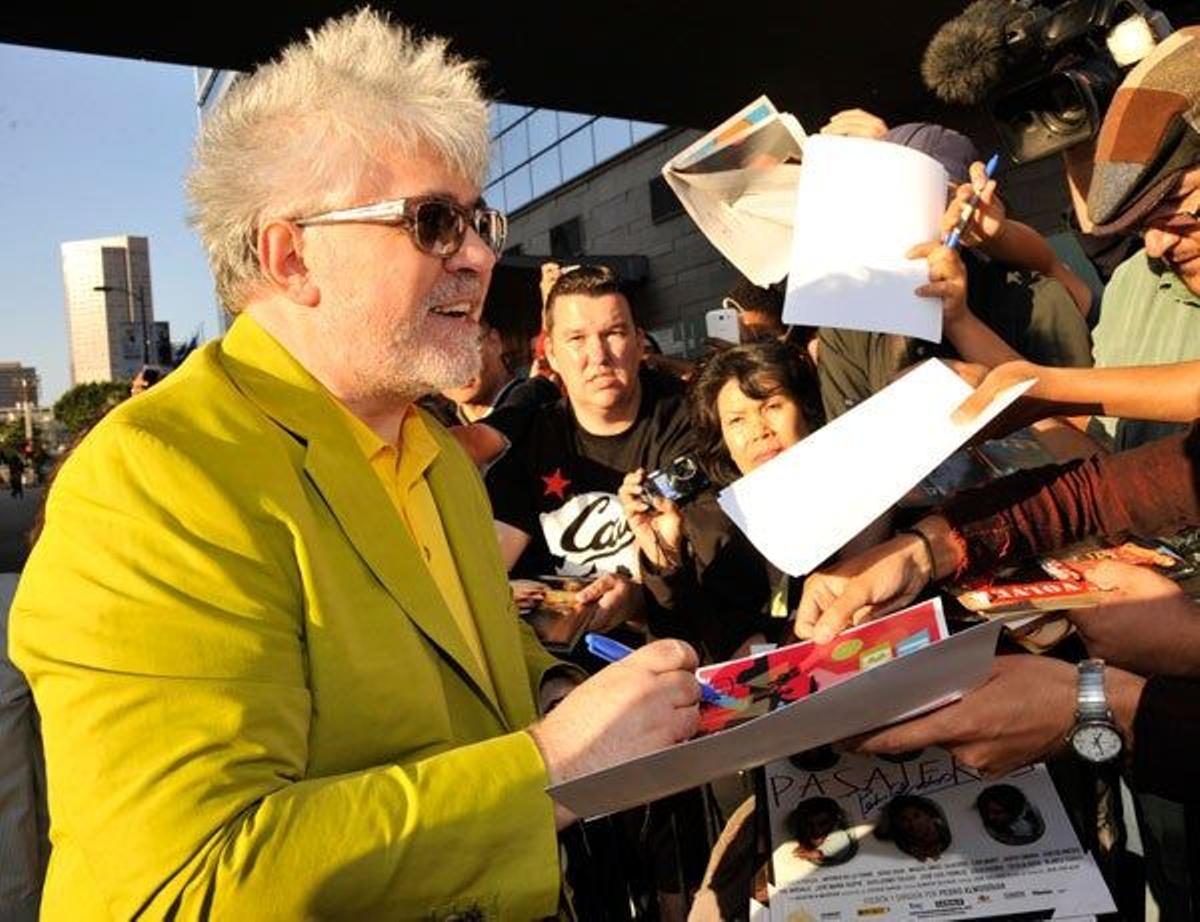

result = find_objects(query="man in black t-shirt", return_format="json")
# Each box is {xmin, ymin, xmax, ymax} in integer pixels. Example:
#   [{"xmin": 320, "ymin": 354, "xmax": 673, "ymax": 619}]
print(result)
[{"xmin": 487, "ymin": 266, "xmax": 694, "ymax": 633}]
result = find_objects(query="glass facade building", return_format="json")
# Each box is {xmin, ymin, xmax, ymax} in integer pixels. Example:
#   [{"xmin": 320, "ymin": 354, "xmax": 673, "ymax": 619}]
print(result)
[{"xmin": 484, "ymin": 104, "xmax": 664, "ymax": 214}]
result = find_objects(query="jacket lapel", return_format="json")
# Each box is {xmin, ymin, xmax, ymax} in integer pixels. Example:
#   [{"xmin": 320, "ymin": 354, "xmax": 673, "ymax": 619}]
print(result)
[
  {"xmin": 219, "ymin": 316, "xmax": 502, "ymax": 716},
  {"xmin": 423, "ymin": 426, "xmax": 536, "ymax": 729}
]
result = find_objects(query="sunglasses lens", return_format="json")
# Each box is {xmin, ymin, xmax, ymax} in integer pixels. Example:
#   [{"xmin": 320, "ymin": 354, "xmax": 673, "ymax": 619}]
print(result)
[
  {"xmin": 476, "ymin": 209, "xmax": 507, "ymax": 254},
  {"xmin": 414, "ymin": 201, "xmax": 465, "ymax": 256}
]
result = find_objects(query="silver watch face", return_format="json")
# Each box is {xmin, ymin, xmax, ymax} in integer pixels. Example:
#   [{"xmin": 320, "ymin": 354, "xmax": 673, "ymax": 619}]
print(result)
[{"xmin": 1071, "ymin": 723, "xmax": 1122, "ymax": 763}]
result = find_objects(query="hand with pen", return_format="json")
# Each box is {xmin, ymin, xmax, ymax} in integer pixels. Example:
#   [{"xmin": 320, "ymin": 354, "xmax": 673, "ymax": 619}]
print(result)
[
  {"xmin": 526, "ymin": 637, "xmax": 702, "ymax": 827},
  {"xmin": 942, "ymin": 157, "xmax": 1004, "ymax": 250}
]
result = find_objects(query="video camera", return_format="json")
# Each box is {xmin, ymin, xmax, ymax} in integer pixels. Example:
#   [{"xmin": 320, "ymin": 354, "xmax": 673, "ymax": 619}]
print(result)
[{"xmin": 923, "ymin": 0, "xmax": 1173, "ymax": 162}]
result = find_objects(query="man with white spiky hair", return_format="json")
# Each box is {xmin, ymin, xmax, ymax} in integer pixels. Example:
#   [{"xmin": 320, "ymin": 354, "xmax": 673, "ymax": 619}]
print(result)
[{"xmin": 11, "ymin": 9, "xmax": 702, "ymax": 919}]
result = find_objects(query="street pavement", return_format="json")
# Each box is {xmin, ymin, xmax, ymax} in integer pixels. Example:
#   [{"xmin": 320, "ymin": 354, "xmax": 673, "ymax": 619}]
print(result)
[{"xmin": 0, "ymin": 485, "xmax": 40, "ymax": 573}]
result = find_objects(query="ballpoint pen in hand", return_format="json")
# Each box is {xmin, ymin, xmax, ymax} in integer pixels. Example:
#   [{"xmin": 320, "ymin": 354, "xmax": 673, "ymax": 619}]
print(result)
[
  {"xmin": 584, "ymin": 633, "xmax": 723, "ymax": 705},
  {"xmin": 945, "ymin": 152, "xmax": 1001, "ymax": 250}
]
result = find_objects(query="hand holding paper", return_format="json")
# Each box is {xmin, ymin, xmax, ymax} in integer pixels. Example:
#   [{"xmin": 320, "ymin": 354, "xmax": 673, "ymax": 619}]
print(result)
[
  {"xmin": 662, "ymin": 96, "xmax": 806, "ymax": 286},
  {"xmin": 717, "ymin": 359, "xmax": 1035, "ymax": 579}
]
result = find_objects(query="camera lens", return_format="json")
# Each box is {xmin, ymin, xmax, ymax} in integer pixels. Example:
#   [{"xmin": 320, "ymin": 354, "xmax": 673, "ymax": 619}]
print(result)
[
  {"xmin": 1036, "ymin": 71, "xmax": 1090, "ymax": 135},
  {"xmin": 670, "ymin": 457, "xmax": 698, "ymax": 481}
]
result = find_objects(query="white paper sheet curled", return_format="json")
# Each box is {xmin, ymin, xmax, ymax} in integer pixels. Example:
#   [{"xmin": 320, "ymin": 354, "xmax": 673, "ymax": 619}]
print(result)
[
  {"xmin": 662, "ymin": 95, "xmax": 806, "ymax": 286},
  {"xmin": 717, "ymin": 360, "xmax": 1035, "ymax": 577},
  {"xmin": 783, "ymin": 134, "xmax": 948, "ymax": 341}
]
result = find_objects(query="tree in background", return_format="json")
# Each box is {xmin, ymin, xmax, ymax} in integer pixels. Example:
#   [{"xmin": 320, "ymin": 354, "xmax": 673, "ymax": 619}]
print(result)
[
  {"xmin": 0, "ymin": 415, "xmax": 47, "ymax": 469},
  {"xmin": 53, "ymin": 381, "xmax": 130, "ymax": 437}
]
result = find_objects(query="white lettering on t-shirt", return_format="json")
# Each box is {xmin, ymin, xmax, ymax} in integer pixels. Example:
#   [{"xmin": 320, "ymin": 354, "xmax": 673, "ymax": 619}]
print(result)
[{"xmin": 539, "ymin": 491, "xmax": 638, "ymax": 576}]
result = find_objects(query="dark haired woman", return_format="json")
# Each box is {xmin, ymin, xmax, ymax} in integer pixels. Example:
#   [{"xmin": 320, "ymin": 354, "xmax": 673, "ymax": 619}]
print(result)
[{"xmin": 618, "ymin": 340, "xmax": 824, "ymax": 660}]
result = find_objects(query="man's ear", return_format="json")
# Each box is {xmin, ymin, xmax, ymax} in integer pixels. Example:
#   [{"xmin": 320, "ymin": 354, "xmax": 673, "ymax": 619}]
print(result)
[
  {"xmin": 257, "ymin": 219, "xmax": 320, "ymax": 307},
  {"xmin": 544, "ymin": 332, "xmax": 561, "ymax": 374}
]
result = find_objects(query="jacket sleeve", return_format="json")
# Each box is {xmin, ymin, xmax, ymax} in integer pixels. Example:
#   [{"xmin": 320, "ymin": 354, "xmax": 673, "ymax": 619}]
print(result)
[
  {"xmin": 10, "ymin": 421, "xmax": 560, "ymax": 921},
  {"xmin": 940, "ymin": 423, "xmax": 1199, "ymax": 579}
]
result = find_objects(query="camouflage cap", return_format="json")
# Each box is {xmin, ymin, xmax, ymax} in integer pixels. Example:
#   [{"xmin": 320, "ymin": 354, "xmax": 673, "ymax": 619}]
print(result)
[{"xmin": 1087, "ymin": 26, "xmax": 1200, "ymax": 236}]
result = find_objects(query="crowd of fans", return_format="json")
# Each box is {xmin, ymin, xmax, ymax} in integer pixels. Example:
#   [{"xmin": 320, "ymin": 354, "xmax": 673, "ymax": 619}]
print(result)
[{"xmin": 3, "ymin": 8, "xmax": 1200, "ymax": 922}]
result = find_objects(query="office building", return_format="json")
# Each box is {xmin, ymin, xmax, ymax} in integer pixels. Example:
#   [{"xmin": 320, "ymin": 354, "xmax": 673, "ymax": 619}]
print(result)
[
  {"xmin": 489, "ymin": 107, "xmax": 732, "ymax": 354},
  {"xmin": 60, "ymin": 235, "xmax": 158, "ymax": 385},
  {"xmin": 0, "ymin": 363, "xmax": 38, "ymax": 410}
]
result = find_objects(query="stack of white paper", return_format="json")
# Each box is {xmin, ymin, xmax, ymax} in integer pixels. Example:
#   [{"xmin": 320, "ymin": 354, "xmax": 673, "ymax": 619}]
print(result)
[{"xmin": 783, "ymin": 134, "xmax": 948, "ymax": 342}]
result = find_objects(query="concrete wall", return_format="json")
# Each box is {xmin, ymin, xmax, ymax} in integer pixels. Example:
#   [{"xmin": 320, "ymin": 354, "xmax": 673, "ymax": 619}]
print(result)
[{"xmin": 504, "ymin": 129, "xmax": 739, "ymax": 356}]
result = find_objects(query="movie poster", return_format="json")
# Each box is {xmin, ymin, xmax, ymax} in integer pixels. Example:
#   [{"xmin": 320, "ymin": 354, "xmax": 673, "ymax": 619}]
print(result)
[{"xmin": 765, "ymin": 748, "xmax": 1113, "ymax": 920}]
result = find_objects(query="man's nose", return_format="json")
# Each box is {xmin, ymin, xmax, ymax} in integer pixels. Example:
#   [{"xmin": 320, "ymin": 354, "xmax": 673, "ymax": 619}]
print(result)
[
  {"xmin": 585, "ymin": 335, "xmax": 609, "ymax": 365},
  {"xmin": 1143, "ymin": 226, "xmax": 1182, "ymax": 260},
  {"xmin": 444, "ymin": 225, "xmax": 496, "ymax": 275}
]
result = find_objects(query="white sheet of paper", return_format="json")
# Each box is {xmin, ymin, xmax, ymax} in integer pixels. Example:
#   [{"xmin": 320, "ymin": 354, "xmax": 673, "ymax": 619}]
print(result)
[
  {"xmin": 718, "ymin": 360, "xmax": 1035, "ymax": 577},
  {"xmin": 547, "ymin": 619, "xmax": 1001, "ymax": 819},
  {"xmin": 783, "ymin": 134, "xmax": 948, "ymax": 341}
]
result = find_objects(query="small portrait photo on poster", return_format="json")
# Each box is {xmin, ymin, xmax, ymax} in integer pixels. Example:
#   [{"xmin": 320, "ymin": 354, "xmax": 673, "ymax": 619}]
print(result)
[
  {"xmin": 875, "ymin": 794, "xmax": 952, "ymax": 862},
  {"xmin": 976, "ymin": 783, "xmax": 1046, "ymax": 847},
  {"xmin": 786, "ymin": 797, "xmax": 859, "ymax": 868}
]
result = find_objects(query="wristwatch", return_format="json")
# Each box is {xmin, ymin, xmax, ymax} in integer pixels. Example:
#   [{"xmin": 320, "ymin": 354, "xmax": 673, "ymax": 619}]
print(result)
[{"xmin": 1067, "ymin": 659, "xmax": 1123, "ymax": 765}]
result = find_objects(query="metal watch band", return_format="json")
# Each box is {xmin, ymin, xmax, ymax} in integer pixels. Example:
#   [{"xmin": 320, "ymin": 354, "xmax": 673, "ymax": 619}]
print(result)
[{"xmin": 1077, "ymin": 658, "xmax": 1110, "ymax": 721}]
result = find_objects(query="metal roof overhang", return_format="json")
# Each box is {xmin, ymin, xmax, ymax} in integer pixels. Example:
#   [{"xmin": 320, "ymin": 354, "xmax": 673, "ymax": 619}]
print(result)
[{"xmin": 0, "ymin": 2, "xmax": 1014, "ymax": 132}]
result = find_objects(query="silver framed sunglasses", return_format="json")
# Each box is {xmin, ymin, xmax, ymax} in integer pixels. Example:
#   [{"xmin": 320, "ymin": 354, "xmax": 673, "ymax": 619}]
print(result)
[{"xmin": 294, "ymin": 195, "xmax": 507, "ymax": 257}]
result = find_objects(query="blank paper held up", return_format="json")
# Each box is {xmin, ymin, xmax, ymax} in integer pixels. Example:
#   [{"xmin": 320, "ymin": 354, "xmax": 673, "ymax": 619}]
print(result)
[{"xmin": 783, "ymin": 134, "xmax": 948, "ymax": 342}]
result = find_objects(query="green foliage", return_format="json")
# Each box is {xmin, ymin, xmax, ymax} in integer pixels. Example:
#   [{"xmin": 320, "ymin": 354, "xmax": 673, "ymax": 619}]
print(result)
[
  {"xmin": 0, "ymin": 417, "xmax": 25, "ymax": 455},
  {"xmin": 0, "ymin": 416, "xmax": 47, "ymax": 466},
  {"xmin": 53, "ymin": 381, "xmax": 130, "ymax": 436}
]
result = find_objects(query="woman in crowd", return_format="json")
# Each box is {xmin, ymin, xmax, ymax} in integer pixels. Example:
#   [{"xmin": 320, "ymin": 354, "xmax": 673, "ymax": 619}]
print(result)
[{"xmin": 617, "ymin": 340, "xmax": 824, "ymax": 660}]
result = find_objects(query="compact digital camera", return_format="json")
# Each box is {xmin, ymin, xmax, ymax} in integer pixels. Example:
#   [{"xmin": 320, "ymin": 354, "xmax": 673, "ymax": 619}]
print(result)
[{"xmin": 642, "ymin": 455, "xmax": 710, "ymax": 506}]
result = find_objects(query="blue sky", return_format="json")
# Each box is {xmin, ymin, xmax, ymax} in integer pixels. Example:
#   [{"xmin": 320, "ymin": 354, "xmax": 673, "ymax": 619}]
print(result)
[{"xmin": 0, "ymin": 43, "xmax": 218, "ymax": 405}]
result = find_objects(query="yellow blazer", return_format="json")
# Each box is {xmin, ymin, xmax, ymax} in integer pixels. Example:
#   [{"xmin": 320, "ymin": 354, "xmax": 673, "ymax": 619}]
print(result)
[{"xmin": 11, "ymin": 316, "xmax": 562, "ymax": 920}]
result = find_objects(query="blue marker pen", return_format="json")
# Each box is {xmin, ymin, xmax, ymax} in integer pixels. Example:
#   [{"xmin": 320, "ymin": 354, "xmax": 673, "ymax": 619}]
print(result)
[
  {"xmin": 945, "ymin": 152, "xmax": 1001, "ymax": 251},
  {"xmin": 584, "ymin": 633, "xmax": 722, "ymax": 705}
]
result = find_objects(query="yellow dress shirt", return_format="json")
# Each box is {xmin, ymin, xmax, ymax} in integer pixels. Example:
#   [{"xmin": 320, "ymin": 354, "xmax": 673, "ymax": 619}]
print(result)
[{"xmin": 340, "ymin": 402, "xmax": 496, "ymax": 699}]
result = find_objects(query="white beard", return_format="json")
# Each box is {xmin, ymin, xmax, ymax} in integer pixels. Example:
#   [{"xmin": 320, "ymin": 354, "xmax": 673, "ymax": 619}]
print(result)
[{"xmin": 326, "ymin": 276, "xmax": 484, "ymax": 402}]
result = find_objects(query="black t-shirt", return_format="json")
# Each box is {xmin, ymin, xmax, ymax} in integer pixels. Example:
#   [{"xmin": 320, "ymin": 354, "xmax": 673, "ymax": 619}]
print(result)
[{"xmin": 486, "ymin": 368, "xmax": 694, "ymax": 579}]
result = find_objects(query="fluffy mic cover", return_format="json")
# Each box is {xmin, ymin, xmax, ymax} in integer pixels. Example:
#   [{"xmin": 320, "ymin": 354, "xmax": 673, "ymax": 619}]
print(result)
[{"xmin": 922, "ymin": 0, "xmax": 1016, "ymax": 104}]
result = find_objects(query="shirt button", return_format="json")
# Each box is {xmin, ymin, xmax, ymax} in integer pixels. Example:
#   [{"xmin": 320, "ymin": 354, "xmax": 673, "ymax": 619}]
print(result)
[{"xmin": 423, "ymin": 546, "xmax": 432, "ymax": 561}]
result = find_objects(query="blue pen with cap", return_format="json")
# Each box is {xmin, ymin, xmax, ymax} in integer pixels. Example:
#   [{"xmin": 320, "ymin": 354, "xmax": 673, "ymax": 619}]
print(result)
[
  {"xmin": 945, "ymin": 152, "xmax": 1001, "ymax": 250},
  {"xmin": 584, "ymin": 633, "xmax": 722, "ymax": 705}
]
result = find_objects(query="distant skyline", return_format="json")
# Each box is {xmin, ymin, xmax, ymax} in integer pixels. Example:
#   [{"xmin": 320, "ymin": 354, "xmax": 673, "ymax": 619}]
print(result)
[{"xmin": 0, "ymin": 43, "xmax": 218, "ymax": 405}]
